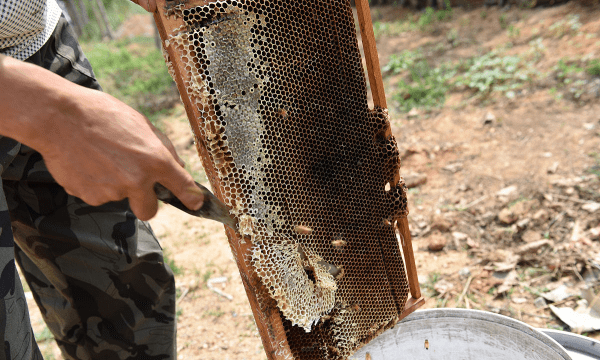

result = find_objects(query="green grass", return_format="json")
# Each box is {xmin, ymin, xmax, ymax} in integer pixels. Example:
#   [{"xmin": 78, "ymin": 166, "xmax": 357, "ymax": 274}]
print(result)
[
  {"xmin": 82, "ymin": 36, "xmax": 174, "ymax": 119},
  {"xmin": 396, "ymin": 61, "xmax": 454, "ymax": 112},
  {"xmin": 383, "ymin": 50, "xmax": 423, "ymax": 75},
  {"xmin": 385, "ymin": 44, "xmax": 543, "ymax": 111},
  {"xmin": 587, "ymin": 59, "xmax": 600, "ymax": 76},
  {"xmin": 418, "ymin": 3, "xmax": 453, "ymax": 31},
  {"xmin": 164, "ymin": 250, "xmax": 184, "ymax": 276},
  {"xmin": 35, "ymin": 326, "xmax": 54, "ymax": 343},
  {"xmin": 556, "ymin": 58, "xmax": 583, "ymax": 80},
  {"xmin": 454, "ymin": 51, "xmax": 537, "ymax": 99},
  {"xmin": 372, "ymin": 3, "xmax": 452, "ymax": 38},
  {"xmin": 372, "ymin": 20, "xmax": 416, "ymax": 39}
]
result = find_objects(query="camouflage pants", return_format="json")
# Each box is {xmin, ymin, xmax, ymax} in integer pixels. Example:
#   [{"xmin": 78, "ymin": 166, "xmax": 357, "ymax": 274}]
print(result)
[{"xmin": 0, "ymin": 17, "xmax": 177, "ymax": 360}]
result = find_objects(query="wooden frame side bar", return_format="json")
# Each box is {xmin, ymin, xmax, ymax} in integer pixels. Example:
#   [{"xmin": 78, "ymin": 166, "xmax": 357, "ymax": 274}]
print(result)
[
  {"xmin": 152, "ymin": 2, "xmax": 291, "ymax": 359},
  {"xmin": 355, "ymin": 0, "xmax": 424, "ymax": 315},
  {"xmin": 355, "ymin": 0, "xmax": 387, "ymax": 109}
]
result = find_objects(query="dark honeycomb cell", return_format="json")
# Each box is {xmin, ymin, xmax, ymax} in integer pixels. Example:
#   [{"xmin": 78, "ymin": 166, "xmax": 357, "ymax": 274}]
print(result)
[{"xmin": 165, "ymin": 1, "xmax": 410, "ymax": 359}]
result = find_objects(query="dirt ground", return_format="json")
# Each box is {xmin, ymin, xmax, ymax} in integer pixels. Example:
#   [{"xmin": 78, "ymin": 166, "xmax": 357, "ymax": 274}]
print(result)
[{"xmin": 23, "ymin": 2, "xmax": 600, "ymax": 359}]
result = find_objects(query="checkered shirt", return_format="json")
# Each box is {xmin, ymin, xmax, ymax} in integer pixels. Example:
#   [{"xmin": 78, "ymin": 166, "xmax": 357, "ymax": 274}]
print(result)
[{"xmin": 0, "ymin": 0, "xmax": 62, "ymax": 60}]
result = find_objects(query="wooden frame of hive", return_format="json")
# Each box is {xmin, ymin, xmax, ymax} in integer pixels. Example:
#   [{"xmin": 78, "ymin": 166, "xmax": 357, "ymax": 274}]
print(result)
[{"xmin": 153, "ymin": 1, "xmax": 424, "ymax": 358}]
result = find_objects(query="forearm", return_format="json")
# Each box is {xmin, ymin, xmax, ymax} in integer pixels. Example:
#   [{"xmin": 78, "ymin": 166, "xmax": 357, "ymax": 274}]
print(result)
[
  {"xmin": 0, "ymin": 54, "xmax": 78, "ymax": 153},
  {"xmin": 0, "ymin": 54, "xmax": 203, "ymax": 219}
]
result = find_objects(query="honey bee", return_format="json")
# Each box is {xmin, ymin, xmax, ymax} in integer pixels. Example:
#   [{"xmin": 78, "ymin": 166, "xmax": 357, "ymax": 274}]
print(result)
[
  {"xmin": 382, "ymin": 219, "xmax": 392, "ymax": 226},
  {"xmin": 277, "ymin": 108, "xmax": 288, "ymax": 118},
  {"xmin": 331, "ymin": 239, "xmax": 347, "ymax": 247},
  {"xmin": 424, "ymin": 339, "xmax": 429, "ymax": 350},
  {"xmin": 294, "ymin": 225, "xmax": 313, "ymax": 235},
  {"xmin": 365, "ymin": 353, "xmax": 372, "ymax": 360},
  {"xmin": 350, "ymin": 303, "xmax": 361, "ymax": 312}
]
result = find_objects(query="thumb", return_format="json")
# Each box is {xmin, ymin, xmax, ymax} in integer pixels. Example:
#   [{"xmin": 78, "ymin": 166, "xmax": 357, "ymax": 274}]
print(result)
[{"xmin": 158, "ymin": 162, "xmax": 204, "ymax": 211}]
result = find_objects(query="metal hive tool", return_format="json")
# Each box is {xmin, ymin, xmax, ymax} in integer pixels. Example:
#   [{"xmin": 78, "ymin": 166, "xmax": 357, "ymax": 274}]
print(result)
[{"xmin": 153, "ymin": 0, "xmax": 424, "ymax": 358}]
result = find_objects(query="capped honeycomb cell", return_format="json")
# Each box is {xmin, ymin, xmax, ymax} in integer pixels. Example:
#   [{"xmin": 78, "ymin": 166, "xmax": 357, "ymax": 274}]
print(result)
[{"xmin": 153, "ymin": 0, "xmax": 421, "ymax": 359}]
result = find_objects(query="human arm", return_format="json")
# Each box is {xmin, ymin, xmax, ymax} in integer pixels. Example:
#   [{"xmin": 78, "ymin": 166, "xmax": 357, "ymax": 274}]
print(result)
[{"xmin": 0, "ymin": 54, "xmax": 203, "ymax": 220}]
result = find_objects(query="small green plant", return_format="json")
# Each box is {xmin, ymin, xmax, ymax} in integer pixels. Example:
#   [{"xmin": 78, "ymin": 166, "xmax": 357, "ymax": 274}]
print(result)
[
  {"xmin": 35, "ymin": 326, "xmax": 54, "ymax": 343},
  {"xmin": 454, "ymin": 51, "xmax": 536, "ymax": 99},
  {"xmin": 499, "ymin": 14, "xmax": 508, "ymax": 30},
  {"xmin": 418, "ymin": 7, "xmax": 436, "ymax": 30},
  {"xmin": 83, "ymin": 37, "xmax": 174, "ymax": 117},
  {"xmin": 372, "ymin": 20, "xmax": 416, "ymax": 39},
  {"xmin": 383, "ymin": 50, "xmax": 423, "ymax": 74},
  {"xmin": 164, "ymin": 250, "xmax": 184, "ymax": 276},
  {"xmin": 556, "ymin": 58, "xmax": 583, "ymax": 80},
  {"xmin": 480, "ymin": 10, "xmax": 488, "ymax": 19},
  {"xmin": 588, "ymin": 152, "xmax": 600, "ymax": 177},
  {"xmin": 549, "ymin": 14, "xmax": 582, "ymax": 38},
  {"xmin": 417, "ymin": 2, "xmax": 452, "ymax": 31},
  {"xmin": 395, "ymin": 60, "xmax": 456, "ymax": 112},
  {"xmin": 587, "ymin": 59, "xmax": 600, "ymax": 76},
  {"xmin": 424, "ymin": 272, "xmax": 441, "ymax": 292},
  {"xmin": 436, "ymin": 1, "xmax": 453, "ymax": 22},
  {"xmin": 526, "ymin": 38, "xmax": 546, "ymax": 63},
  {"xmin": 447, "ymin": 28, "xmax": 459, "ymax": 45},
  {"xmin": 507, "ymin": 25, "xmax": 521, "ymax": 39},
  {"xmin": 202, "ymin": 269, "xmax": 214, "ymax": 285},
  {"xmin": 204, "ymin": 309, "xmax": 226, "ymax": 318}
]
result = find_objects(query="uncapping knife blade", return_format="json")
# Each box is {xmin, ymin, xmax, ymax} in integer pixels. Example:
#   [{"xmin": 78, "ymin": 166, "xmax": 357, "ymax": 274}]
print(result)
[{"xmin": 153, "ymin": 182, "xmax": 237, "ymax": 229}]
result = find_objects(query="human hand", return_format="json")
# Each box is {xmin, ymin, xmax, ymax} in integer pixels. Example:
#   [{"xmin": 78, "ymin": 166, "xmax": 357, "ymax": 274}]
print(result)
[
  {"xmin": 130, "ymin": 0, "xmax": 157, "ymax": 12},
  {"xmin": 40, "ymin": 89, "xmax": 203, "ymax": 220}
]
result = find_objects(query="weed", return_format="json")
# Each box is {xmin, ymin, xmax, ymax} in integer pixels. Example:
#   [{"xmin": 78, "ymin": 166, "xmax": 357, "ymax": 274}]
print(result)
[
  {"xmin": 447, "ymin": 28, "xmax": 459, "ymax": 46},
  {"xmin": 204, "ymin": 309, "xmax": 226, "ymax": 318},
  {"xmin": 396, "ymin": 61, "xmax": 455, "ymax": 112},
  {"xmin": 83, "ymin": 37, "xmax": 174, "ymax": 116},
  {"xmin": 372, "ymin": 19, "xmax": 415, "ymax": 39},
  {"xmin": 549, "ymin": 14, "xmax": 582, "ymax": 38},
  {"xmin": 480, "ymin": 10, "xmax": 488, "ymax": 19},
  {"xmin": 499, "ymin": 14, "xmax": 508, "ymax": 30},
  {"xmin": 424, "ymin": 272, "xmax": 441, "ymax": 292},
  {"xmin": 587, "ymin": 59, "xmax": 600, "ymax": 76},
  {"xmin": 417, "ymin": 3, "xmax": 452, "ymax": 31},
  {"xmin": 454, "ymin": 51, "xmax": 537, "ymax": 99},
  {"xmin": 526, "ymin": 38, "xmax": 546, "ymax": 63},
  {"xmin": 164, "ymin": 250, "xmax": 184, "ymax": 276},
  {"xmin": 383, "ymin": 50, "xmax": 423, "ymax": 74},
  {"xmin": 35, "ymin": 326, "xmax": 54, "ymax": 343},
  {"xmin": 418, "ymin": 7, "xmax": 436, "ymax": 30},
  {"xmin": 588, "ymin": 152, "xmax": 600, "ymax": 178},
  {"xmin": 507, "ymin": 25, "xmax": 521, "ymax": 39},
  {"xmin": 41, "ymin": 348, "xmax": 56, "ymax": 360},
  {"xmin": 202, "ymin": 269, "xmax": 214, "ymax": 285},
  {"xmin": 555, "ymin": 58, "xmax": 583, "ymax": 80}
]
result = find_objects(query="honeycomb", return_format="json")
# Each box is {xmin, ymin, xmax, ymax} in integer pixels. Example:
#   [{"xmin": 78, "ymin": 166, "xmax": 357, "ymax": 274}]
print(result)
[{"xmin": 158, "ymin": 0, "xmax": 411, "ymax": 358}]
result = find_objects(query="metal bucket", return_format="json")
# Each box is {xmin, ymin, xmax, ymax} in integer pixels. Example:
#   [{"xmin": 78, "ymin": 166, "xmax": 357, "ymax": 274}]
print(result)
[
  {"xmin": 541, "ymin": 329, "xmax": 600, "ymax": 360},
  {"xmin": 350, "ymin": 308, "xmax": 572, "ymax": 360}
]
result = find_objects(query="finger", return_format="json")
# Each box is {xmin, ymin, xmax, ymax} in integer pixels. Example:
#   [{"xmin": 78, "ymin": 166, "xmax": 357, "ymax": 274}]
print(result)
[
  {"xmin": 147, "ymin": 0, "xmax": 157, "ymax": 12},
  {"xmin": 157, "ymin": 160, "xmax": 204, "ymax": 211},
  {"xmin": 128, "ymin": 187, "xmax": 159, "ymax": 221},
  {"xmin": 150, "ymin": 123, "xmax": 186, "ymax": 168}
]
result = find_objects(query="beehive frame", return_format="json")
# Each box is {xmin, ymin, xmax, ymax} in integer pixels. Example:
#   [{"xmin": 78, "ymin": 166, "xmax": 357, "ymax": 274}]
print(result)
[{"xmin": 153, "ymin": 0, "xmax": 424, "ymax": 358}]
